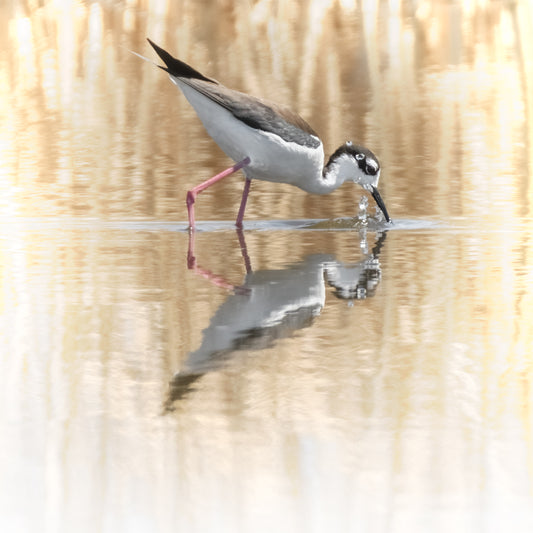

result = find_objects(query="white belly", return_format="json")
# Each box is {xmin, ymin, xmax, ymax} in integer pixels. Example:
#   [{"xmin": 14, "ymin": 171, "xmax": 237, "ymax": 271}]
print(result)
[{"xmin": 175, "ymin": 80, "xmax": 325, "ymax": 189}]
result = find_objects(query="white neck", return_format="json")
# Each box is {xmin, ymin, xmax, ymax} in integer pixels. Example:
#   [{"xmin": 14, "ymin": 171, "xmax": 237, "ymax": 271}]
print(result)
[{"xmin": 304, "ymin": 152, "xmax": 375, "ymax": 195}]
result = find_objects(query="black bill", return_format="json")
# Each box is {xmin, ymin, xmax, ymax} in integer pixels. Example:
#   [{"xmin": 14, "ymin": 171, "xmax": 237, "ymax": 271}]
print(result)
[{"xmin": 371, "ymin": 186, "xmax": 391, "ymax": 223}]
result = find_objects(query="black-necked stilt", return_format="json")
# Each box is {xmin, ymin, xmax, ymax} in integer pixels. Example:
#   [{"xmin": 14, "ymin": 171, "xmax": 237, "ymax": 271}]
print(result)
[{"xmin": 146, "ymin": 39, "xmax": 391, "ymax": 229}]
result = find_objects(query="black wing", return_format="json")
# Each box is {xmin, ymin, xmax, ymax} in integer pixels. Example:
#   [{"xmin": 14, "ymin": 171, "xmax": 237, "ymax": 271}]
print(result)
[{"xmin": 148, "ymin": 39, "xmax": 321, "ymax": 149}]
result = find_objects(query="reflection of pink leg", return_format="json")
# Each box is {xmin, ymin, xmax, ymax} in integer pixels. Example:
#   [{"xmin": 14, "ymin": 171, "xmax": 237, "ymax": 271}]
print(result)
[
  {"xmin": 236, "ymin": 178, "xmax": 252, "ymax": 228},
  {"xmin": 236, "ymin": 227, "xmax": 252, "ymax": 274},
  {"xmin": 187, "ymin": 230, "xmax": 197, "ymax": 269},
  {"xmin": 186, "ymin": 230, "xmax": 236, "ymax": 291},
  {"xmin": 187, "ymin": 229, "xmax": 252, "ymax": 294},
  {"xmin": 186, "ymin": 157, "xmax": 251, "ymax": 231}
]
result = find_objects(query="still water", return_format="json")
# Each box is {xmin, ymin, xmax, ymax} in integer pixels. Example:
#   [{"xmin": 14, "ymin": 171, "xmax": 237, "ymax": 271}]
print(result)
[{"xmin": 2, "ymin": 1, "xmax": 533, "ymax": 532}]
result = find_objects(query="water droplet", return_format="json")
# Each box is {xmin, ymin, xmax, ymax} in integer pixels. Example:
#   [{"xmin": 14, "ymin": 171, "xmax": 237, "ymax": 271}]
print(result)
[{"xmin": 358, "ymin": 195, "xmax": 368, "ymax": 225}]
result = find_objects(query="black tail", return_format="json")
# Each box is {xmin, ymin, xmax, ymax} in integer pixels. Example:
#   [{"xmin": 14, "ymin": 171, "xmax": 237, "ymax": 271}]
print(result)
[{"xmin": 147, "ymin": 38, "xmax": 215, "ymax": 82}]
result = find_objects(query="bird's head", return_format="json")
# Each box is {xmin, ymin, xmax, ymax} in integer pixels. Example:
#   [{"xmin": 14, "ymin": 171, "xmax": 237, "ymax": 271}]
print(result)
[
  {"xmin": 333, "ymin": 141, "xmax": 381, "ymax": 186},
  {"xmin": 326, "ymin": 142, "xmax": 391, "ymax": 223}
]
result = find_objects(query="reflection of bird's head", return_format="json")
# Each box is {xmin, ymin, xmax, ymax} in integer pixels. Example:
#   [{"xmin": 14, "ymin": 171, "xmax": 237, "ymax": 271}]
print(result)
[
  {"xmin": 330, "ymin": 268, "xmax": 381, "ymax": 301},
  {"xmin": 326, "ymin": 258, "xmax": 382, "ymax": 301}
]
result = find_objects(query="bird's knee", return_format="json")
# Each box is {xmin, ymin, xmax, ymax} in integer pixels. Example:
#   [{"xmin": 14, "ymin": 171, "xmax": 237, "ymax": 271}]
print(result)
[{"xmin": 186, "ymin": 190, "xmax": 195, "ymax": 207}]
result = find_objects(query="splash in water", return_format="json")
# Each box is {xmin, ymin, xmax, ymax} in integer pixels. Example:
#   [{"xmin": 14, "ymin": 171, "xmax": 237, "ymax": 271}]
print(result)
[{"xmin": 357, "ymin": 195, "xmax": 369, "ymax": 226}]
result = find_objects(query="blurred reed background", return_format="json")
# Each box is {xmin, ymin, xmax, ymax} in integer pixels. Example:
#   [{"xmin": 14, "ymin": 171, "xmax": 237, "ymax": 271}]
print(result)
[{"xmin": 2, "ymin": 0, "xmax": 532, "ymax": 221}]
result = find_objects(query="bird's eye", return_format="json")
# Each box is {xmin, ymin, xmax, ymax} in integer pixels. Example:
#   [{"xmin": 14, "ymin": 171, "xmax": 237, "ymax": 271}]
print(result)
[
  {"xmin": 365, "ymin": 159, "xmax": 379, "ymax": 175},
  {"xmin": 355, "ymin": 153, "xmax": 365, "ymax": 161}
]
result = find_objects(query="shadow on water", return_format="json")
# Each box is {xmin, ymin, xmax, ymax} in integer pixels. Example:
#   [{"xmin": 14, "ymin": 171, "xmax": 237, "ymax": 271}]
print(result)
[{"xmin": 165, "ymin": 229, "xmax": 388, "ymax": 408}]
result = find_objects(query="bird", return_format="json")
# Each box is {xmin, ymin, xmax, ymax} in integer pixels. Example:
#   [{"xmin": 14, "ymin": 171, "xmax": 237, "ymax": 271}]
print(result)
[{"xmin": 145, "ymin": 39, "xmax": 391, "ymax": 229}]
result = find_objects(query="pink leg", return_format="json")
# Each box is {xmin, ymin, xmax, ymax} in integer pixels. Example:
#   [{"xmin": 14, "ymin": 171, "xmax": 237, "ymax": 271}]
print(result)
[
  {"xmin": 236, "ymin": 178, "xmax": 252, "ymax": 228},
  {"xmin": 186, "ymin": 157, "xmax": 251, "ymax": 230}
]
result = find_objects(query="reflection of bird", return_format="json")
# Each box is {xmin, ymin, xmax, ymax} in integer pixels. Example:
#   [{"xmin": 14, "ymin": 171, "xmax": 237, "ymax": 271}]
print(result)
[
  {"xmin": 167, "ymin": 258, "xmax": 327, "ymax": 405},
  {"xmin": 146, "ymin": 39, "xmax": 391, "ymax": 229},
  {"xmin": 166, "ymin": 231, "xmax": 387, "ymax": 406}
]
